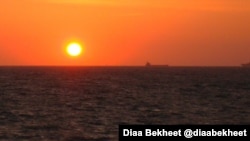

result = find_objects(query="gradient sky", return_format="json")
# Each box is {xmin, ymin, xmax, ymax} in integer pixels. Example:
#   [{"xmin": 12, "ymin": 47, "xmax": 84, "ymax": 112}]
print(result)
[{"xmin": 0, "ymin": 0, "xmax": 250, "ymax": 66}]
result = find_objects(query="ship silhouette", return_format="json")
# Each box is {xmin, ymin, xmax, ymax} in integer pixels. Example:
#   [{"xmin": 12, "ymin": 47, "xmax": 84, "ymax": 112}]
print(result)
[
  {"xmin": 145, "ymin": 62, "xmax": 168, "ymax": 67},
  {"xmin": 145, "ymin": 62, "xmax": 151, "ymax": 67},
  {"xmin": 242, "ymin": 62, "xmax": 250, "ymax": 67}
]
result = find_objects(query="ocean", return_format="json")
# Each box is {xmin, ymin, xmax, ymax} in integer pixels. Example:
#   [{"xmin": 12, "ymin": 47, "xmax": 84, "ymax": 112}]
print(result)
[{"xmin": 0, "ymin": 66, "xmax": 249, "ymax": 141}]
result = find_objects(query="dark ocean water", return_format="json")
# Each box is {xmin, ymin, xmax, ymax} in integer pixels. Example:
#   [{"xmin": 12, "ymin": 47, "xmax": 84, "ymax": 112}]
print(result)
[{"xmin": 0, "ymin": 66, "xmax": 250, "ymax": 141}]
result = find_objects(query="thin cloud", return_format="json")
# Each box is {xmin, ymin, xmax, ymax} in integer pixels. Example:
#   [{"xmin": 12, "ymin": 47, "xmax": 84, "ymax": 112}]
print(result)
[
  {"xmin": 34, "ymin": 0, "xmax": 250, "ymax": 12},
  {"xmin": 43, "ymin": 0, "xmax": 177, "ymax": 8}
]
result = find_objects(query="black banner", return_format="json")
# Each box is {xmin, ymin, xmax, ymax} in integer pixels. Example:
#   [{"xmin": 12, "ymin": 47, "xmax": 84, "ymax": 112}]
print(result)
[{"xmin": 119, "ymin": 125, "xmax": 250, "ymax": 141}]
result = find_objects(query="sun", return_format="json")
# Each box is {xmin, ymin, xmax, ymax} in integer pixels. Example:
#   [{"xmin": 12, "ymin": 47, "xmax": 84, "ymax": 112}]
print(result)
[{"xmin": 66, "ymin": 42, "xmax": 83, "ymax": 57}]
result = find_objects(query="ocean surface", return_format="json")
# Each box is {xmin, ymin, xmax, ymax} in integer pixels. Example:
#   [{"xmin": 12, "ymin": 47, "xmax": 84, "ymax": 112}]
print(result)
[{"xmin": 0, "ymin": 66, "xmax": 249, "ymax": 141}]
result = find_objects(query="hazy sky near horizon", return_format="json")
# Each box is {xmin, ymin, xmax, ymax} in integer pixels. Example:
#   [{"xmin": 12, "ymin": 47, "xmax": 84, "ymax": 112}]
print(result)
[{"xmin": 0, "ymin": 0, "xmax": 250, "ymax": 66}]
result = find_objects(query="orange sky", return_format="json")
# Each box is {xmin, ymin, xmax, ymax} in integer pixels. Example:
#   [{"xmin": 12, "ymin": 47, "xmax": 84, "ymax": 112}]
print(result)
[{"xmin": 0, "ymin": 0, "xmax": 250, "ymax": 66}]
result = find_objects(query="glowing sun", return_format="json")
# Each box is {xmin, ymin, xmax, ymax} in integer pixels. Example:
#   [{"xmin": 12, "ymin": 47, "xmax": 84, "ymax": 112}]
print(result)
[{"xmin": 66, "ymin": 42, "xmax": 83, "ymax": 57}]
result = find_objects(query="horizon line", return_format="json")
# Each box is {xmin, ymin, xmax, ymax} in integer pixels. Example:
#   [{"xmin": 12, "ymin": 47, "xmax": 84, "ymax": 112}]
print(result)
[{"xmin": 0, "ymin": 65, "xmax": 243, "ymax": 67}]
